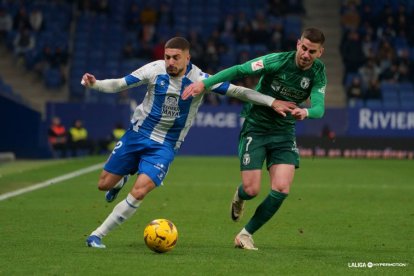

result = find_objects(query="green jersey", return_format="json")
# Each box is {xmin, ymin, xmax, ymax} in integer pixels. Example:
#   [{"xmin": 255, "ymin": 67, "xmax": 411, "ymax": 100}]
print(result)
[{"xmin": 203, "ymin": 51, "xmax": 327, "ymax": 137}]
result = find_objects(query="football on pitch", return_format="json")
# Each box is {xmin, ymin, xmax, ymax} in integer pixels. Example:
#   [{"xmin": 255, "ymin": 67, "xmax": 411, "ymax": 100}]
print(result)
[{"xmin": 143, "ymin": 219, "xmax": 178, "ymax": 253}]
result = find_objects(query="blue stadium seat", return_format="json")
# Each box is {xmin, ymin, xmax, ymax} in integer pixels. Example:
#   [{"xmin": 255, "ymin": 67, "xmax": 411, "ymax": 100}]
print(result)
[
  {"xmin": 365, "ymin": 99, "xmax": 382, "ymax": 109},
  {"xmin": 398, "ymin": 82, "xmax": 414, "ymax": 93},
  {"xmin": 44, "ymin": 68, "xmax": 63, "ymax": 89}
]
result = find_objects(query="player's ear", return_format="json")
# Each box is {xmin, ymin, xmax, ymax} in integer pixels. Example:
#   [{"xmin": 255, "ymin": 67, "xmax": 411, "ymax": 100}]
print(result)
[{"xmin": 318, "ymin": 46, "xmax": 324, "ymax": 58}]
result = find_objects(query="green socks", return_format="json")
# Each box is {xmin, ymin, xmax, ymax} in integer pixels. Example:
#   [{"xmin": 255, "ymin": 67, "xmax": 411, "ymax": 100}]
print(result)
[
  {"xmin": 238, "ymin": 184, "xmax": 255, "ymax": 200},
  {"xmin": 245, "ymin": 190, "xmax": 288, "ymax": 234}
]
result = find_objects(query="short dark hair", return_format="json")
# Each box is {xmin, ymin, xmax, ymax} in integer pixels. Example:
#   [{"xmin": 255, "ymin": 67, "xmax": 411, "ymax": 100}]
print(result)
[
  {"xmin": 165, "ymin": 37, "xmax": 190, "ymax": 50},
  {"xmin": 301, "ymin": 27, "xmax": 325, "ymax": 45}
]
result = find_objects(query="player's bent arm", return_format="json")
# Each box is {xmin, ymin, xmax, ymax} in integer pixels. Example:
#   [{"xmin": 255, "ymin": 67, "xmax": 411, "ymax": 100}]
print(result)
[
  {"xmin": 226, "ymin": 85, "xmax": 274, "ymax": 106},
  {"xmin": 307, "ymin": 89, "xmax": 325, "ymax": 119},
  {"xmin": 91, "ymin": 78, "xmax": 128, "ymax": 93}
]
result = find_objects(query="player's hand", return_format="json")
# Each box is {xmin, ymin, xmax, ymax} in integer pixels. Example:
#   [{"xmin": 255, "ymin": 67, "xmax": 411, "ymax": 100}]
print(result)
[
  {"xmin": 181, "ymin": 82, "xmax": 205, "ymax": 100},
  {"xmin": 81, "ymin": 73, "xmax": 96, "ymax": 87},
  {"xmin": 291, "ymin": 108, "xmax": 307, "ymax": 120},
  {"xmin": 271, "ymin": 100, "xmax": 297, "ymax": 117}
]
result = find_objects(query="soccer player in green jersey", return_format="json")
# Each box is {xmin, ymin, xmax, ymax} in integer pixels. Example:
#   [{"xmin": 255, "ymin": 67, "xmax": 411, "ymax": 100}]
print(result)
[{"xmin": 182, "ymin": 27, "xmax": 327, "ymax": 250}]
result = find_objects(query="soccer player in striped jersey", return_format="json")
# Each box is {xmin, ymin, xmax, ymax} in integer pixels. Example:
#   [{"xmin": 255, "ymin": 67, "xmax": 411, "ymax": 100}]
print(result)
[
  {"xmin": 182, "ymin": 28, "xmax": 327, "ymax": 250},
  {"xmin": 82, "ymin": 37, "xmax": 296, "ymax": 248}
]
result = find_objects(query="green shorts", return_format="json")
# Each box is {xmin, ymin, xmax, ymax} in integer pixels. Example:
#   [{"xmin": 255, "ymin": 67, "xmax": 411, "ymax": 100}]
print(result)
[{"xmin": 238, "ymin": 133, "xmax": 300, "ymax": 171}]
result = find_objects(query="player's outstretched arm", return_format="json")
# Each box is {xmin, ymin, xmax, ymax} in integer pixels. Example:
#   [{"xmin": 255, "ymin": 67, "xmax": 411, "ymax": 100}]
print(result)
[
  {"xmin": 80, "ymin": 73, "xmax": 128, "ymax": 93},
  {"xmin": 182, "ymin": 81, "xmax": 205, "ymax": 100}
]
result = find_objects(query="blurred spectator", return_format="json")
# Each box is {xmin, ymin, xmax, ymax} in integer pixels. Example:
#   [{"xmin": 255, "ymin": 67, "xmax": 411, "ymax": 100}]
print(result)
[
  {"xmin": 340, "ymin": 30, "xmax": 365, "ymax": 76},
  {"xmin": 267, "ymin": 0, "xmax": 288, "ymax": 17},
  {"xmin": 0, "ymin": 7, "xmax": 12, "ymax": 42},
  {"xmin": 379, "ymin": 63, "xmax": 399, "ymax": 83},
  {"xmin": 268, "ymin": 22, "xmax": 284, "ymax": 51},
  {"xmin": 157, "ymin": 2, "xmax": 174, "ymax": 26},
  {"xmin": 140, "ymin": 4, "xmax": 157, "ymax": 25},
  {"xmin": 68, "ymin": 119, "xmax": 94, "ymax": 156},
  {"xmin": 188, "ymin": 30, "xmax": 205, "ymax": 67},
  {"xmin": 95, "ymin": 0, "xmax": 109, "ymax": 14},
  {"xmin": 358, "ymin": 58, "xmax": 380, "ymax": 88},
  {"xmin": 126, "ymin": 2, "xmax": 140, "ymax": 30},
  {"xmin": 13, "ymin": 27, "xmax": 35, "ymax": 58},
  {"xmin": 98, "ymin": 122, "xmax": 125, "ymax": 153},
  {"xmin": 365, "ymin": 79, "xmax": 381, "ymax": 100},
  {"xmin": 346, "ymin": 75, "xmax": 364, "ymax": 99},
  {"xmin": 286, "ymin": 0, "xmax": 306, "ymax": 15},
  {"xmin": 48, "ymin": 117, "xmax": 68, "ymax": 158},
  {"xmin": 13, "ymin": 6, "xmax": 30, "ymax": 30},
  {"xmin": 321, "ymin": 124, "xmax": 336, "ymax": 140},
  {"xmin": 29, "ymin": 7, "xmax": 43, "ymax": 32},
  {"xmin": 139, "ymin": 23, "xmax": 156, "ymax": 44},
  {"xmin": 340, "ymin": 1, "xmax": 360, "ymax": 30},
  {"xmin": 250, "ymin": 10, "xmax": 270, "ymax": 45},
  {"xmin": 218, "ymin": 14, "xmax": 236, "ymax": 34},
  {"xmin": 152, "ymin": 37, "xmax": 166, "ymax": 60}
]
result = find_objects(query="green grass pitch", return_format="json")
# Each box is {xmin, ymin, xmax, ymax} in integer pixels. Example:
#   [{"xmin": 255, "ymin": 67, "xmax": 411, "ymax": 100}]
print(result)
[{"xmin": 0, "ymin": 156, "xmax": 413, "ymax": 275}]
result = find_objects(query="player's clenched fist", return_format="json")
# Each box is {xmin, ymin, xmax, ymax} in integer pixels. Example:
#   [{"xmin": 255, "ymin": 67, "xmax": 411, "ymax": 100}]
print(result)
[{"xmin": 81, "ymin": 73, "xmax": 96, "ymax": 87}]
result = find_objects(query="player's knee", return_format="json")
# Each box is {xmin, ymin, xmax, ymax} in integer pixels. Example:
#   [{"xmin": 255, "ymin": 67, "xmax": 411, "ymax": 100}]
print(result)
[
  {"xmin": 97, "ymin": 175, "xmax": 113, "ymax": 191},
  {"xmin": 272, "ymin": 182, "xmax": 291, "ymax": 194},
  {"xmin": 97, "ymin": 180, "xmax": 111, "ymax": 191},
  {"xmin": 243, "ymin": 184, "xmax": 260, "ymax": 197}
]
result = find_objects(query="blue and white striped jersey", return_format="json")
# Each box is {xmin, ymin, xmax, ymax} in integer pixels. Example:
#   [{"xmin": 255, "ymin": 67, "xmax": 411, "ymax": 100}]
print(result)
[{"xmin": 123, "ymin": 60, "xmax": 229, "ymax": 150}]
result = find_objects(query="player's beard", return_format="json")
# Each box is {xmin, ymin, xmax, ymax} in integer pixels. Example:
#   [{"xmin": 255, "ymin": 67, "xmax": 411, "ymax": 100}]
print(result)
[
  {"xmin": 296, "ymin": 56, "xmax": 312, "ymax": 70},
  {"xmin": 167, "ymin": 66, "xmax": 184, "ymax": 77}
]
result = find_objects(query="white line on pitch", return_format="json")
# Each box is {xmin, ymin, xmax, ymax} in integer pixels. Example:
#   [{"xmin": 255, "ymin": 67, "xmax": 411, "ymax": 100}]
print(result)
[{"xmin": 0, "ymin": 163, "xmax": 103, "ymax": 201}]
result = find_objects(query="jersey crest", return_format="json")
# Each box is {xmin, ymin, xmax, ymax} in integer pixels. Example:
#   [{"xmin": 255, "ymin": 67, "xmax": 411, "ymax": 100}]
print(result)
[{"xmin": 300, "ymin": 77, "xmax": 310, "ymax": 89}]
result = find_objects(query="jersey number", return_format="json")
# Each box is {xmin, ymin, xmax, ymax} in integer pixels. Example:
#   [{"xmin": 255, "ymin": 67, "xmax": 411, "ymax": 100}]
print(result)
[
  {"xmin": 245, "ymin": 137, "xmax": 253, "ymax": 152},
  {"xmin": 112, "ymin": 141, "xmax": 123, "ymax": 154}
]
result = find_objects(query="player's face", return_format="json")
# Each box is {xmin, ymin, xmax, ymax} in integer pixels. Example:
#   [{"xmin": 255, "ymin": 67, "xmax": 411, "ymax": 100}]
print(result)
[
  {"xmin": 164, "ymin": 48, "xmax": 190, "ymax": 77},
  {"xmin": 295, "ymin": 38, "xmax": 323, "ymax": 70}
]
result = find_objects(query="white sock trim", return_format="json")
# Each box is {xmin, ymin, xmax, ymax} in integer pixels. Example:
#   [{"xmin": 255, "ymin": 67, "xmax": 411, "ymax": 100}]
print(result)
[
  {"xmin": 126, "ymin": 193, "xmax": 141, "ymax": 208},
  {"xmin": 240, "ymin": 228, "xmax": 252, "ymax": 236}
]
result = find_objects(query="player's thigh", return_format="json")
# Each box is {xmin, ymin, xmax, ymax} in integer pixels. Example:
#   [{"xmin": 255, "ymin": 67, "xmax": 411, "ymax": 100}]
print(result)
[
  {"xmin": 130, "ymin": 173, "xmax": 156, "ymax": 200},
  {"xmin": 241, "ymin": 170, "xmax": 262, "ymax": 196},
  {"xmin": 267, "ymin": 141, "xmax": 298, "ymax": 193},
  {"xmin": 97, "ymin": 170, "xmax": 124, "ymax": 190}
]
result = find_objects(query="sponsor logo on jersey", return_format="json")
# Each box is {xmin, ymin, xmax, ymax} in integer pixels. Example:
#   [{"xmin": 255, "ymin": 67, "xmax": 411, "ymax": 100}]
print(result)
[
  {"xmin": 251, "ymin": 60, "xmax": 264, "ymax": 71},
  {"xmin": 300, "ymin": 77, "xmax": 310, "ymax": 89},
  {"xmin": 271, "ymin": 80, "xmax": 308, "ymax": 100},
  {"xmin": 242, "ymin": 153, "xmax": 251, "ymax": 165},
  {"xmin": 162, "ymin": 96, "xmax": 180, "ymax": 118}
]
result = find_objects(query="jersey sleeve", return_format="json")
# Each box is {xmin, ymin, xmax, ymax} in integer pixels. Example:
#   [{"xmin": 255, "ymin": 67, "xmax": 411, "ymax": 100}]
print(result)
[
  {"xmin": 125, "ymin": 61, "xmax": 160, "ymax": 87},
  {"xmin": 202, "ymin": 54, "xmax": 276, "ymax": 89},
  {"xmin": 198, "ymin": 71, "xmax": 231, "ymax": 95},
  {"xmin": 307, "ymin": 64, "xmax": 327, "ymax": 119}
]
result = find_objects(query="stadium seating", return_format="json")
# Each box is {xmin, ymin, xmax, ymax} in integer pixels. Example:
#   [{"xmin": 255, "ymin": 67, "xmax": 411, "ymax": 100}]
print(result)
[{"xmin": 340, "ymin": 0, "xmax": 414, "ymax": 109}]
